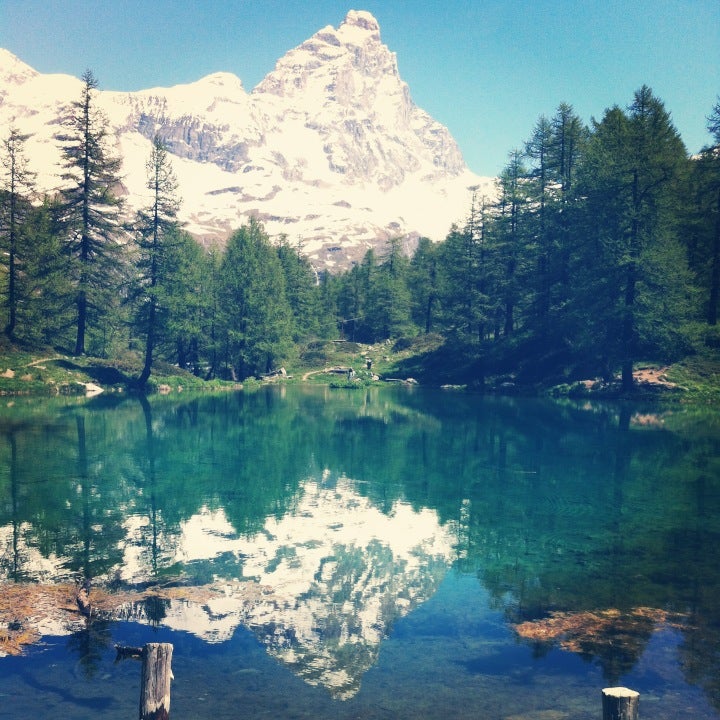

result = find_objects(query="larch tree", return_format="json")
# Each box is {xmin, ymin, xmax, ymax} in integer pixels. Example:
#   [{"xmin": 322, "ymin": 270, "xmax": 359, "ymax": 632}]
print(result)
[
  {"xmin": 522, "ymin": 106, "xmax": 588, "ymax": 357},
  {"xmin": 276, "ymin": 237, "xmax": 330, "ymax": 343},
  {"xmin": 57, "ymin": 69, "xmax": 124, "ymax": 355},
  {"xmin": 218, "ymin": 218, "xmax": 293, "ymax": 379},
  {"xmin": 408, "ymin": 236, "xmax": 440, "ymax": 334},
  {"xmin": 0, "ymin": 127, "xmax": 35, "ymax": 339},
  {"xmin": 524, "ymin": 115, "xmax": 554, "ymax": 325},
  {"xmin": 548, "ymin": 103, "xmax": 587, "ymax": 303},
  {"xmin": 688, "ymin": 99, "xmax": 720, "ymax": 325},
  {"xmin": 165, "ymin": 231, "xmax": 213, "ymax": 375},
  {"xmin": 366, "ymin": 237, "xmax": 413, "ymax": 341},
  {"xmin": 20, "ymin": 198, "xmax": 74, "ymax": 346},
  {"xmin": 133, "ymin": 135, "xmax": 181, "ymax": 387},
  {"xmin": 494, "ymin": 150, "xmax": 529, "ymax": 338},
  {"xmin": 437, "ymin": 198, "xmax": 495, "ymax": 345},
  {"xmin": 336, "ymin": 250, "xmax": 376, "ymax": 342},
  {"xmin": 578, "ymin": 87, "xmax": 691, "ymax": 390}
]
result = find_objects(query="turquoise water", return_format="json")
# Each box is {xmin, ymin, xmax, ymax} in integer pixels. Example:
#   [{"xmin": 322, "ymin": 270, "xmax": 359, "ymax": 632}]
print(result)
[{"xmin": 0, "ymin": 385, "xmax": 718, "ymax": 719}]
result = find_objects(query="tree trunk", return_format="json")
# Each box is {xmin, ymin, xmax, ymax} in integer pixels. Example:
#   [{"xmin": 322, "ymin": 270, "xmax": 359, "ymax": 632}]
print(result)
[
  {"xmin": 708, "ymin": 186, "xmax": 720, "ymax": 325},
  {"xmin": 5, "ymin": 195, "xmax": 17, "ymax": 337},
  {"xmin": 621, "ymin": 260, "xmax": 637, "ymax": 393},
  {"xmin": 602, "ymin": 687, "xmax": 639, "ymax": 720},
  {"xmin": 137, "ymin": 300, "xmax": 156, "ymax": 387},
  {"xmin": 140, "ymin": 643, "xmax": 173, "ymax": 720},
  {"xmin": 75, "ymin": 289, "xmax": 87, "ymax": 355}
]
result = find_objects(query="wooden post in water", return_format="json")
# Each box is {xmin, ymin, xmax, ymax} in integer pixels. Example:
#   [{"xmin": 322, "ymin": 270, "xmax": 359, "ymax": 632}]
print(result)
[
  {"xmin": 139, "ymin": 643, "xmax": 173, "ymax": 720},
  {"xmin": 602, "ymin": 687, "xmax": 639, "ymax": 720}
]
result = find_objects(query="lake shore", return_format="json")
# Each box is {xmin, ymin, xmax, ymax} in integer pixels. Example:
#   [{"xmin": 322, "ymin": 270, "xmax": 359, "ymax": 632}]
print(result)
[{"xmin": 0, "ymin": 338, "xmax": 718, "ymax": 403}]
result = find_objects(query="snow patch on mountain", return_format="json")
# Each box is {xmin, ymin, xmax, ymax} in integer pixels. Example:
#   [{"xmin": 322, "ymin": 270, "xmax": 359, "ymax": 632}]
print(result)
[{"xmin": 0, "ymin": 11, "xmax": 494, "ymax": 268}]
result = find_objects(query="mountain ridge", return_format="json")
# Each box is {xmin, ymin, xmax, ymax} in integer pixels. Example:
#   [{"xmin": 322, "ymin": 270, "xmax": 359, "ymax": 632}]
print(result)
[{"xmin": 0, "ymin": 11, "xmax": 493, "ymax": 269}]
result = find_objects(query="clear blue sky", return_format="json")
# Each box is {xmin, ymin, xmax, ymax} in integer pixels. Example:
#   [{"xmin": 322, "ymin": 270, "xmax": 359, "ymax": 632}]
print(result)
[{"xmin": 1, "ymin": 0, "xmax": 718, "ymax": 177}]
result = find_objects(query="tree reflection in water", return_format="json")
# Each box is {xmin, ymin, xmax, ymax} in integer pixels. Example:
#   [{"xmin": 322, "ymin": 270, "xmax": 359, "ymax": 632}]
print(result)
[{"xmin": 0, "ymin": 387, "xmax": 718, "ymax": 715}]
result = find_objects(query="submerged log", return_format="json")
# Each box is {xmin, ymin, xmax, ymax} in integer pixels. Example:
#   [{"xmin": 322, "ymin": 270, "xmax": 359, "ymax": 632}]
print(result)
[
  {"xmin": 602, "ymin": 686, "xmax": 639, "ymax": 720},
  {"xmin": 114, "ymin": 644, "xmax": 144, "ymax": 661},
  {"xmin": 140, "ymin": 642, "xmax": 173, "ymax": 720}
]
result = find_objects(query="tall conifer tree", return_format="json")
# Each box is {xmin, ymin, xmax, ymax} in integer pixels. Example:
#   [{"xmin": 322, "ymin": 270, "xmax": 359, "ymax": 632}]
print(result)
[
  {"xmin": 494, "ymin": 150, "xmax": 529, "ymax": 338},
  {"xmin": 133, "ymin": 136, "xmax": 181, "ymax": 386},
  {"xmin": 218, "ymin": 218, "xmax": 293, "ymax": 379},
  {"xmin": 579, "ymin": 87, "xmax": 690, "ymax": 389},
  {"xmin": 57, "ymin": 70, "xmax": 123, "ymax": 355},
  {"xmin": 0, "ymin": 128, "xmax": 35, "ymax": 338},
  {"xmin": 689, "ymin": 99, "xmax": 720, "ymax": 325},
  {"xmin": 20, "ymin": 199, "xmax": 73, "ymax": 345}
]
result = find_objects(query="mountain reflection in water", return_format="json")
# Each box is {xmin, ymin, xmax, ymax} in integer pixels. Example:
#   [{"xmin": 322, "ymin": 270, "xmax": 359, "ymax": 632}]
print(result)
[
  {"xmin": 119, "ymin": 476, "xmax": 455, "ymax": 698},
  {"xmin": 0, "ymin": 386, "xmax": 719, "ymax": 719}
]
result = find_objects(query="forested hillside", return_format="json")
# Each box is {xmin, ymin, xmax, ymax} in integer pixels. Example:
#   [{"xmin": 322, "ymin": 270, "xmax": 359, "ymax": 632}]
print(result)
[{"xmin": 1, "ymin": 77, "xmax": 719, "ymax": 391}]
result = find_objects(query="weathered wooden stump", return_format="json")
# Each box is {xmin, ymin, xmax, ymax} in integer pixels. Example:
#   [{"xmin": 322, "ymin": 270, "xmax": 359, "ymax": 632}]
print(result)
[
  {"xmin": 602, "ymin": 686, "xmax": 639, "ymax": 720},
  {"xmin": 139, "ymin": 642, "xmax": 173, "ymax": 720}
]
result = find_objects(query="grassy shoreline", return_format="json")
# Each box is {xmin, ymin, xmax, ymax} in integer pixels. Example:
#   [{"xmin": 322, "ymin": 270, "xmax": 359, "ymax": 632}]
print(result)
[{"xmin": 0, "ymin": 337, "xmax": 718, "ymax": 403}]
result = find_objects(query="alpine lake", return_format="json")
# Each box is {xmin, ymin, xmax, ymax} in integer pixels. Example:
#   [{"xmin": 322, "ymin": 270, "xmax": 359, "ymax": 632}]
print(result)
[{"xmin": 0, "ymin": 384, "xmax": 719, "ymax": 719}]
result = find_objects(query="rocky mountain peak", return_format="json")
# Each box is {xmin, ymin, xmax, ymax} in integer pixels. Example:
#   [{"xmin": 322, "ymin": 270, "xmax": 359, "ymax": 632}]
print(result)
[
  {"xmin": 345, "ymin": 9, "xmax": 380, "ymax": 30},
  {"xmin": 254, "ymin": 9, "xmax": 397, "ymax": 102},
  {"xmin": 0, "ymin": 11, "xmax": 492, "ymax": 269},
  {"xmin": 339, "ymin": 9, "xmax": 382, "ymax": 40}
]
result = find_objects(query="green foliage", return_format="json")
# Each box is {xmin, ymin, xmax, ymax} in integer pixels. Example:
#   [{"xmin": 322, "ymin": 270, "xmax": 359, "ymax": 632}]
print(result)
[
  {"xmin": 407, "ymin": 236, "xmax": 439, "ymax": 333},
  {"xmin": 366, "ymin": 238, "xmax": 413, "ymax": 340},
  {"xmin": 56, "ymin": 70, "xmax": 125, "ymax": 355},
  {"xmin": 276, "ymin": 238, "xmax": 335, "ymax": 342},
  {"xmin": 217, "ymin": 218, "xmax": 294, "ymax": 379},
  {"xmin": 163, "ymin": 231, "xmax": 217, "ymax": 374},
  {"xmin": 0, "ymin": 81, "xmax": 718, "ymax": 398},
  {"xmin": 375, "ymin": 90, "xmax": 709, "ymax": 392},
  {"xmin": 0, "ymin": 127, "xmax": 36, "ymax": 339},
  {"xmin": 15, "ymin": 200, "xmax": 75, "ymax": 347},
  {"xmin": 665, "ymin": 350, "xmax": 720, "ymax": 403},
  {"xmin": 333, "ymin": 240, "xmax": 415, "ymax": 344},
  {"xmin": 575, "ymin": 87, "xmax": 691, "ymax": 389},
  {"xmin": 130, "ymin": 136, "xmax": 182, "ymax": 386},
  {"xmin": 685, "ymin": 98, "xmax": 720, "ymax": 325}
]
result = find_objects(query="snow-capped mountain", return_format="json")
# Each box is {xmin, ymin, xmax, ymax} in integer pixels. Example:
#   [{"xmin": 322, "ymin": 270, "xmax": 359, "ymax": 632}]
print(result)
[{"xmin": 0, "ymin": 10, "xmax": 493, "ymax": 269}]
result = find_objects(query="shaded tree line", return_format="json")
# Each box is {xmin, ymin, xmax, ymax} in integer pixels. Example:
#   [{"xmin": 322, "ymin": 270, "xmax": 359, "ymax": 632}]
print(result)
[
  {"xmin": 331, "ymin": 88, "xmax": 720, "ymax": 389},
  {"xmin": 1, "ymin": 78, "xmax": 718, "ymax": 387}
]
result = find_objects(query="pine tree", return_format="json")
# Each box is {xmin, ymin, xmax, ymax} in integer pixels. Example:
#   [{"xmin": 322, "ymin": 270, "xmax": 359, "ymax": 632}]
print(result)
[
  {"xmin": 365, "ymin": 237, "xmax": 412, "ymax": 341},
  {"xmin": 688, "ymin": 99, "xmax": 720, "ymax": 325},
  {"xmin": 551, "ymin": 103, "xmax": 586, "ymax": 195},
  {"xmin": 524, "ymin": 115, "xmax": 555, "ymax": 326},
  {"xmin": 276, "ymin": 238, "xmax": 331, "ymax": 342},
  {"xmin": 433, "ymin": 188, "xmax": 498, "ymax": 345},
  {"xmin": 548, "ymin": 103, "xmax": 587, "ymax": 308},
  {"xmin": 494, "ymin": 150, "xmax": 529, "ymax": 339},
  {"xmin": 17, "ymin": 199, "xmax": 74, "ymax": 346},
  {"xmin": 336, "ymin": 250, "xmax": 376, "ymax": 342},
  {"xmin": 578, "ymin": 87, "xmax": 691, "ymax": 389},
  {"xmin": 408, "ymin": 236, "xmax": 439, "ymax": 334},
  {"xmin": 132, "ymin": 136, "xmax": 181, "ymax": 386},
  {"xmin": 164, "ymin": 231, "xmax": 214, "ymax": 375},
  {"xmin": 0, "ymin": 128, "xmax": 35, "ymax": 339},
  {"xmin": 218, "ymin": 218, "xmax": 293, "ymax": 379},
  {"xmin": 521, "ymin": 106, "xmax": 588, "ymax": 365},
  {"xmin": 56, "ymin": 70, "xmax": 124, "ymax": 355}
]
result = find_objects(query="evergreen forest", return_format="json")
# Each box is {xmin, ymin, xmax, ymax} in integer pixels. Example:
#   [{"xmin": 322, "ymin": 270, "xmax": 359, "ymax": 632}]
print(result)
[{"xmin": 1, "ymin": 73, "xmax": 719, "ymax": 391}]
